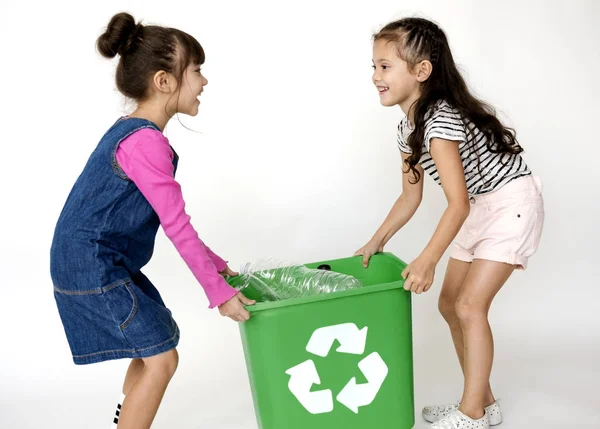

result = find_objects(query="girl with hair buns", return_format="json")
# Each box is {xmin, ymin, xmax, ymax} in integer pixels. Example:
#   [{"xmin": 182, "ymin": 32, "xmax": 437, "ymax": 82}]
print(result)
[{"xmin": 50, "ymin": 12, "xmax": 254, "ymax": 428}]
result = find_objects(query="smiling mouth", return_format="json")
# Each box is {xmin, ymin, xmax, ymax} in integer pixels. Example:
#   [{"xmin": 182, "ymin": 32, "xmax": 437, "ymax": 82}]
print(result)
[{"xmin": 377, "ymin": 86, "xmax": 389, "ymax": 94}]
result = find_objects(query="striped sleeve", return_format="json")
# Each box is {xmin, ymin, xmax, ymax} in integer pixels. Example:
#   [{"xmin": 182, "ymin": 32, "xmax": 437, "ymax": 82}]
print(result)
[
  {"xmin": 396, "ymin": 119, "xmax": 412, "ymax": 154},
  {"xmin": 424, "ymin": 104, "xmax": 466, "ymax": 151}
]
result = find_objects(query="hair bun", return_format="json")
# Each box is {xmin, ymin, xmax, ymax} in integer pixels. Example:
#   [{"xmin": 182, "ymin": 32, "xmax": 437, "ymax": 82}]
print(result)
[{"xmin": 97, "ymin": 12, "xmax": 142, "ymax": 59}]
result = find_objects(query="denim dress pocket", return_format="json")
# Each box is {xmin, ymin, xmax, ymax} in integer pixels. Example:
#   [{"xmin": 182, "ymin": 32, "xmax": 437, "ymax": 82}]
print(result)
[{"xmin": 103, "ymin": 282, "xmax": 138, "ymax": 331}]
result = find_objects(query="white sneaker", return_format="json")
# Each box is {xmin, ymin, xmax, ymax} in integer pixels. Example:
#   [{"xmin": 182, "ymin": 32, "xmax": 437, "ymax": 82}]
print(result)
[
  {"xmin": 423, "ymin": 400, "xmax": 502, "ymax": 425},
  {"xmin": 430, "ymin": 410, "xmax": 489, "ymax": 429}
]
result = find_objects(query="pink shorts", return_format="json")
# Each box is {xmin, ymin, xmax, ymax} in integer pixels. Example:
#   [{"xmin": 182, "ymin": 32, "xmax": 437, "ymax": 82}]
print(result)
[{"xmin": 451, "ymin": 175, "xmax": 545, "ymax": 270}]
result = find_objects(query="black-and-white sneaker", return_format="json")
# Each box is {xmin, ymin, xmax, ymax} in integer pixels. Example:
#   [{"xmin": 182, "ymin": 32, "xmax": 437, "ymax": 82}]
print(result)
[
  {"xmin": 423, "ymin": 400, "xmax": 502, "ymax": 425},
  {"xmin": 110, "ymin": 399, "xmax": 123, "ymax": 428}
]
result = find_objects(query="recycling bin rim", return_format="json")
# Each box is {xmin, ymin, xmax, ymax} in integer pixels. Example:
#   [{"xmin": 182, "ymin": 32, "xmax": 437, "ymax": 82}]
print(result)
[{"xmin": 230, "ymin": 252, "xmax": 408, "ymax": 314}]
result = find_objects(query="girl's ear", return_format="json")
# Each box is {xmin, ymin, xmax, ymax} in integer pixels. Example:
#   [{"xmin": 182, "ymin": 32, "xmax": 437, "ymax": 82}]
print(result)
[
  {"xmin": 151, "ymin": 70, "xmax": 177, "ymax": 94},
  {"xmin": 415, "ymin": 60, "xmax": 433, "ymax": 83}
]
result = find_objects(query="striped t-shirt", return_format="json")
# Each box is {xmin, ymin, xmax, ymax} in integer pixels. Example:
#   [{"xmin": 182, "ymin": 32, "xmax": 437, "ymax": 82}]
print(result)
[{"xmin": 397, "ymin": 100, "xmax": 531, "ymax": 196}]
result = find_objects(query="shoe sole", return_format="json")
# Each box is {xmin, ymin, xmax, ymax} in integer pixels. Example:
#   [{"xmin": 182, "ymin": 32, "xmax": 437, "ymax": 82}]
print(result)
[{"xmin": 422, "ymin": 411, "xmax": 502, "ymax": 426}]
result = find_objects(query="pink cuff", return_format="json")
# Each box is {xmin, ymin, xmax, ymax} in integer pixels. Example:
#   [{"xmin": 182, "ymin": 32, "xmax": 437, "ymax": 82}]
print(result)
[
  {"xmin": 205, "ymin": 246, "xmax": 228, "ymax": 272},
  {"xmin": 208, "ymin": 285, "xmax": 239, "ymax": 308}
]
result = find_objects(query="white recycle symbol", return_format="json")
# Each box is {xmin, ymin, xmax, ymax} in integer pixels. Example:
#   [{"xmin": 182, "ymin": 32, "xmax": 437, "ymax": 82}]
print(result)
[{"xmin": 285, "ymin": 323, "xmax": 388, "ymax": 414}]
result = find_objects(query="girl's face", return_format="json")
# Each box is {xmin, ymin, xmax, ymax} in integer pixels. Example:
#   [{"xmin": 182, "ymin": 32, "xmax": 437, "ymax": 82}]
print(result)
[
  {"xmin": 372, "ymin": 39, "xmax": 420, "ymax": 111},
  {"xmin": 175, "ymin": 62, "xmax": 208, "ymax": 116}
]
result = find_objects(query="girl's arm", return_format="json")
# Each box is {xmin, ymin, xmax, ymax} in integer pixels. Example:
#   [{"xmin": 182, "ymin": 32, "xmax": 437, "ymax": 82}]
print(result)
[
  {"xmin": 402, "ymin": 137, "xmax": 470, "ymax": 293},
  {"xmin": 116, "ymin": 128, "xmax": 241, "ymax": 310},
  {"xmin": 355, "ymin": 152, "xmax": 424, "ymax": 267}
]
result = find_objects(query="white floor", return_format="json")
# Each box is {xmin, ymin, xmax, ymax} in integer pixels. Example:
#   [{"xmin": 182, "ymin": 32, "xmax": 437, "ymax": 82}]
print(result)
[{"xmin": 5, "ymin": 340, "xmax": 599, "ymax": 429}]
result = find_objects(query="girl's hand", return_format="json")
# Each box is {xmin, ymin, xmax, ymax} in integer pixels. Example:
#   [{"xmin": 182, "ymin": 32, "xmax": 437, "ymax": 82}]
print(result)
[
  {"xmin": 401, "ymin": 254, "xmax": 437, "ymax": 294},
  {"xmin": 219, "ymin": 265, "xmax": 238, "ymax": 278},
  {"xmin": 354, "ymin": 239, "xmax": 384, "ymax": 268},
  {"xmin": 218, "ymin": 292, "xmax": 255, "ymax": 322}
]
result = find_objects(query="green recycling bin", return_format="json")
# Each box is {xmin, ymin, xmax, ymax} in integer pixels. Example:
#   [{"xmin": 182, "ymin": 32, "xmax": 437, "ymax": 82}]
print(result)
[{"xmin": 228, "ymin": 252, "xmax": 414, "ymax": 429}]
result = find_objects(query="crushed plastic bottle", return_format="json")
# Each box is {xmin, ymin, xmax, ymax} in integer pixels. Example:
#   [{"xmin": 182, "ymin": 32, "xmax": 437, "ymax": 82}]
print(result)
[{"xmin": 234, "ymin": 258, "xmax": 363, "ymax": 302}]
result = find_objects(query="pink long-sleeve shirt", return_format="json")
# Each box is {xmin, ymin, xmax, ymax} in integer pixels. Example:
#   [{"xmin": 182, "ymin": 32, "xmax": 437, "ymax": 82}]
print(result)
[{"xmin": 115, "ymin": 127, "xmax": 238, "ymax": 308}]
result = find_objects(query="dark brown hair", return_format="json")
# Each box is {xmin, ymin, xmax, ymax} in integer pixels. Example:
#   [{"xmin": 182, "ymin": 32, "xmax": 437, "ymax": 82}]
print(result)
[
  {"xmin": 374, "ymin": 17, "xmax": 523, "ymax": 183},
  {"xmin": 97, "ymin": 12, "xmax": 205, "ymax": 101}
]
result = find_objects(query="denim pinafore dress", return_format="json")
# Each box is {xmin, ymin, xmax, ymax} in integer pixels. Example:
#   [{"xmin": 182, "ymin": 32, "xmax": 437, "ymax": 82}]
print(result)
[{"xmin": 50, "ymin": 117, "xmax": 180, "ymax": 364}]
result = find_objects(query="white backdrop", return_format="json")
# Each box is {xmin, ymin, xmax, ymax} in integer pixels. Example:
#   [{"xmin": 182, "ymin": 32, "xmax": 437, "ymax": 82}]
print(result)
[{"xmin": 1, "ymin": 0, "xmax": 599, "ymax": 428}]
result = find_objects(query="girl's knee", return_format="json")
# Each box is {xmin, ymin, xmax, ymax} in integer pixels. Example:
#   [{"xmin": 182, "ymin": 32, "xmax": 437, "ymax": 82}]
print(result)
[
  {"xmin": 454, "ymin": 295, "xmax": 488, "ymax": 324},
  {"xmin": 144, "ymin": 349, "xmax": 179, "ymax": 379},
  {"xmin": 438, "ymin": 292, "xmax": 458, "ymax": 321},
  {"xmin": 131, "ymin": 358, "xmax": 144, "ymax": 369}
]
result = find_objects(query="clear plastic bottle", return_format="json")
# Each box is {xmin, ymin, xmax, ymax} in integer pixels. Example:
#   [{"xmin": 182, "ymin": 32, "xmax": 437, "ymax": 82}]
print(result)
[{"xmin": 236, "ymin": 258, "xmax": 363, "ymax": 302}]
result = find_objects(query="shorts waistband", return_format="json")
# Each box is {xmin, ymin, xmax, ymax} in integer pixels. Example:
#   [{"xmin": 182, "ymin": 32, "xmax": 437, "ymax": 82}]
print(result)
[{"xmin": 470, "ymin": 175, "xmax": 542, "ymax": 205}]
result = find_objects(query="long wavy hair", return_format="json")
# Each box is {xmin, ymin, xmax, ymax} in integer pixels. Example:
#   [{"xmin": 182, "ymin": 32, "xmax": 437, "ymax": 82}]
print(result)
[{"xmin": 374, "ymin": 17, "xmax": 523, "ymax": 183}]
